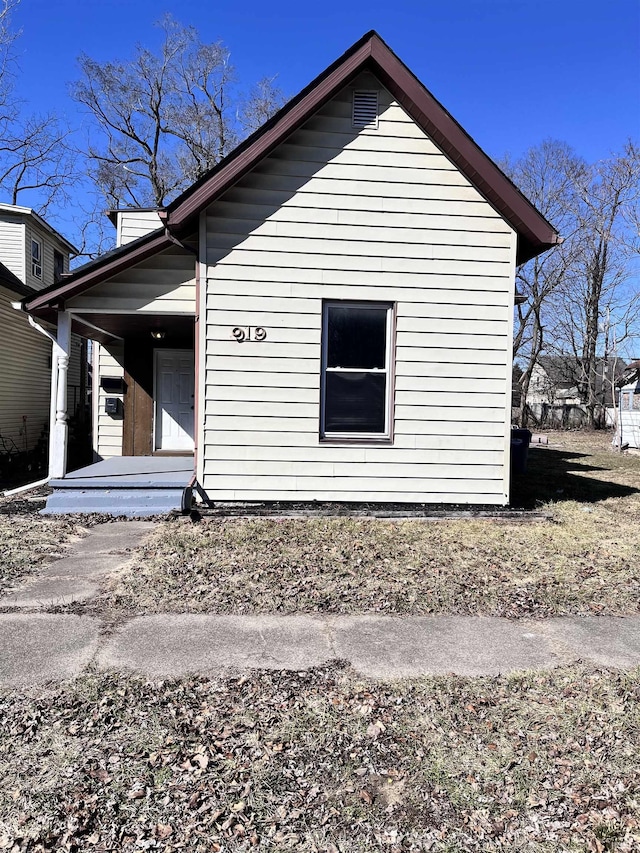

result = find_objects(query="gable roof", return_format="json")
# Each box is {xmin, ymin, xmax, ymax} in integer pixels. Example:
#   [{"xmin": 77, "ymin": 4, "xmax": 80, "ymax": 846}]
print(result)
[
  {"xmin": 23, "ymin": 30, "xmax": 559, "ymax": 317},
  {"xmin": 0, "ymin": 202, "xmax": 79, "ymax": 255}
]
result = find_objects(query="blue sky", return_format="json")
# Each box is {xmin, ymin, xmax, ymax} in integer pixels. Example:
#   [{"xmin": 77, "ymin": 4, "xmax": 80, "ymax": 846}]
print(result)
[{"xmin": 12, "ymin": 0, "xmax": 639, "ymax": 167}]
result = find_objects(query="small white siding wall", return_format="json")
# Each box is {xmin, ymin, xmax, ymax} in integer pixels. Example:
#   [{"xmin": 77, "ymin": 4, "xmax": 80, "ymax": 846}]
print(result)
[
  {"xmin": 617, "ymin": 411, "xmax": 640, "ymax": 448},
  {"xmin": 117, "ymin": 210, "xmax": 162, "ymax": 246},
  {"xmin": 0, "ymin": 285, "xmax": 51, "ymax": 452},
  {"xmin": 202, "ymin": 73, "xmax": 517, "ymax": 504},
  {"xmin": 0, "ymin": 214, "xmax": 25, "ymax": 280},
  {"xmin": 68, "ymin": 246, "xmax": 195, "ymax": 314},
  {"xmin": 93, "ymin": 341, "xmax": 125, "ymax": 459}
]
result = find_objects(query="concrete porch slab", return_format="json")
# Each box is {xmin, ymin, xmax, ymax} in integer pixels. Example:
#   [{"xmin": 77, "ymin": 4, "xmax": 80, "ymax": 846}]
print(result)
[{"xmin": 50, "ymin": 456, "xmax": 194, "ymax": 489}]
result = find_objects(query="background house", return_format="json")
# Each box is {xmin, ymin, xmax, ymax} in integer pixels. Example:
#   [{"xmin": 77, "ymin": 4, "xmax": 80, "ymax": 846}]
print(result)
[
  {"xmin": 611, "ymin": 360, "xmax": 640, "ymax": 448},
  {"xmin": 0, "ymin": 204, "xmax": 86, "ymax": 481},
  {"xmin": 526, "ymin": 355, "xmax": 626, "ymax": 427}
]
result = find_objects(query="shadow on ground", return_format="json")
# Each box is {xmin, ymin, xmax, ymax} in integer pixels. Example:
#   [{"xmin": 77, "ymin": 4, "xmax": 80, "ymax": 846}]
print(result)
[{"xmin": 511, "ymin": 446, "xmax": 640, "ymax": 508}]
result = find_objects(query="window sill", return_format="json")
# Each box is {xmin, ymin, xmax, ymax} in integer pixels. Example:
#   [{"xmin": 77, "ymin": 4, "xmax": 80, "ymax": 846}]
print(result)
[{"xmin": 320, "ymin": 435, "xmax": 393, "ymax": 445}]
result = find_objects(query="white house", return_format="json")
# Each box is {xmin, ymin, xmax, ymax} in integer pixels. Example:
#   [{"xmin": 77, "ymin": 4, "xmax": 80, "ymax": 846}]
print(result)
[
  {"xmin": 22, "ymin": 32, "xmax": 559, "ymax": 512},
  {"xmin": 0, "ymin": 204, "xmax": 82, "ymax": 465},
  {"xmin": 611, "ymin": 361, "xmax": 640, "ymax": 449}
]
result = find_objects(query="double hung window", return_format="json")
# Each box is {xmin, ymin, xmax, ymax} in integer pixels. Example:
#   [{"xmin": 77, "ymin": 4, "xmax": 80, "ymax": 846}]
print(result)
[{"xmin": 321, "ymin": 301, "xmax": 393, "ymax": 440}]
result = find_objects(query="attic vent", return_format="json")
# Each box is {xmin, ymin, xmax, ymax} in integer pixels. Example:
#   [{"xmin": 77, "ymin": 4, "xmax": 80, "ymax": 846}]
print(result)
[{"xmin": 352, "ymin": 90, "xmax": 379, "ymax": 128}]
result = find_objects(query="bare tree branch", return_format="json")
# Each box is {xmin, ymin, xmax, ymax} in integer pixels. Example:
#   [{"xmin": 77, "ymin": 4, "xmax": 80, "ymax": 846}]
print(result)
[{"xmin": 72, "ymin": 15, "xmax": 285, "ymax": 208}]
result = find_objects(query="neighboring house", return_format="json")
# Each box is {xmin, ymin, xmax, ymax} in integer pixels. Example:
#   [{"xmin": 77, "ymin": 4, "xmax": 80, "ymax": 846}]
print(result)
[
  {"xmin": 22, "ymin": 32, "xmax": 559, "ymax": 509},
  {"xmin": 0, "ymin": 204, "xmax": 83, "ymax": 463},
  {"xmin": 528, "ymin": 355, "xmax": 624, "ymax": 408},
  {"xmin": 611, "ymin": 360, "xmax": 640, "ymax": 449}
]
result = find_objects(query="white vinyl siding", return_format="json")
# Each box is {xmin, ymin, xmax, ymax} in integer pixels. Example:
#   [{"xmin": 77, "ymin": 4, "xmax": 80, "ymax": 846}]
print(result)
[
  {"xmin": 67, "ymin": 246, "xmax": 196, "ymax": 315},
  {"xmin": 116, "ymin": 210, "xmax": 163, "ymax": 247},
  {"xmin": 0, "ymin": 215, "xmax": 25, "ymax": 281},
  {"xmin": 0, "ymin": 285, "xmax": 51, "ymax": 452},
  {"xmin": 201, "ymin": 72, "xmax": 516, "ymax": 504},
  {"xmin": 93, "ymin": 341, "xmax": 125, "ymax": 459},
  {"xmin": 24, "ymin": 221, "xmax": 70, "ymax": 292}
]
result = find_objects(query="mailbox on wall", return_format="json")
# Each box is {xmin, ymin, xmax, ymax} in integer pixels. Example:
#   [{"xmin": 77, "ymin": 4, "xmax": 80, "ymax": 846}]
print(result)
[{"xmin": 105, "ymin": 397, "xmax": 123, "ymax": 417}]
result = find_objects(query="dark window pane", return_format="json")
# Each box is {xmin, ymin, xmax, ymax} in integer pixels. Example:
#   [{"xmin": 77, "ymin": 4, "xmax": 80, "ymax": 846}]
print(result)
[
  {"xmin": 327, "ymin": 305, "xmax": 387, "ymax": 369},
  {"xmin": 325, "ymin": 372, "xmax": 386, "ymax": 433}
]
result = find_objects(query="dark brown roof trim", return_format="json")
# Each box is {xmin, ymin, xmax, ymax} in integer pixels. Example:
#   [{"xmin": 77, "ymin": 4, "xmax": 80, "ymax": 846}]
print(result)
[
  {"xmin": 366, "ymin": 37, "xmax": 559, "ymax": 263},
  {"xmin": 106, "ymin": 207, "xmax": 163, "ymax": 226},
  {"xmin": 166, "ymin": 30, "xmax": 559, "ymax": 264},
  {"xmin": 23, "ymin": 230, "xmax": 172, "ymax": 315},
  {"xmin": 165, "ymin": 34, "xmax": 375, "ymax": 228}
]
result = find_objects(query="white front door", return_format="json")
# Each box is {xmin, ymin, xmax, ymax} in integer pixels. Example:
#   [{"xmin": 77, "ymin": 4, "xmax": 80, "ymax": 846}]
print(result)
[{"xmin": 154, "ymin": 349, "xmax": 195, "ymax": 451}]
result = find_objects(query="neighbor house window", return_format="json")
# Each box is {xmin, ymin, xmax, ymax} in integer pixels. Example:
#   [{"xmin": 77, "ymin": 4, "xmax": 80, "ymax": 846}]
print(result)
[
  {"xmin": 53, "ymin": 249, "xmax": 64, "ymax": 283},
  {"xmin": 321, "ymin": 301, "xmax": 394, "ymax": 440},
  {"xmin": 31, "ymin": 238, "xmax": 42, "ymax": 279}
]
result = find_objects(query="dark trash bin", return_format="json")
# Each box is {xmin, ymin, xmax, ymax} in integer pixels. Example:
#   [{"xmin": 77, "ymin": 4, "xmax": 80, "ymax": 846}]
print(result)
[{"xmin": 510, "ymin": 428, "xmax": 532, "ymax": 474}]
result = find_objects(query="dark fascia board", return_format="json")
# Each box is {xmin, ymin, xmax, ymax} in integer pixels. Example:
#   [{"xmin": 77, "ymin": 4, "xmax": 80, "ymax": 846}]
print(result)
[
  {"xmin": 166, "ymin": 30, "xmax": 559, "ymax": 264},
  {"xmin": 367, "ymin": 37, "xmax": 559, "ymax": 263},
  {"xmin": 165, "ymin": 32, "xmax": 377, "ymax": 228},
  {"xmin": 22, "ymin": 229, "xmax": 172, "ymax": 315}
]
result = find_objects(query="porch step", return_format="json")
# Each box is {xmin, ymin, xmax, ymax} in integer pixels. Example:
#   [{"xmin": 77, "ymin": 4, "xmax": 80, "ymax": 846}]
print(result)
[{"xmin": 41, "ymin": 486, "xmax": 189, "ymax": 517}]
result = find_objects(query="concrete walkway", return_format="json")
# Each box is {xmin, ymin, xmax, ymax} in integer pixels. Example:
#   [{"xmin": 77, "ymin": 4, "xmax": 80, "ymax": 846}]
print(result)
[{"xmin": 1, "ymin": 524, "xmax": 640, "ymax": 687}]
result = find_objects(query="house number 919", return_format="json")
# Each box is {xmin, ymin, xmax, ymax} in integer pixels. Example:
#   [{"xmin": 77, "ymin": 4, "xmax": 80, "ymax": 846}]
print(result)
[{"xmin": 232, "ymin": 326, "xmax": 267, "ymax": 343}]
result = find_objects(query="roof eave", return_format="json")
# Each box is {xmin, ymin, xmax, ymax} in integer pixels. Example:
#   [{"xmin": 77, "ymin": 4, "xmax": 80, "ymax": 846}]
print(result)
[
  {"xmin": 166, "ymin": 38, "xmax": 375, "ymax": 230},
  {"xmin": 23, "ymin": 229, "xmax": 172, "ymax": 314}
]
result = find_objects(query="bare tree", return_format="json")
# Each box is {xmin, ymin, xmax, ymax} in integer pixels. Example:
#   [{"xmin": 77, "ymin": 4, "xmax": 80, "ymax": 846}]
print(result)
[
  {"xmin": 239, "ymin": 76, "xmax": 286, "ymax": 134},
  {"xmin": 72, "ymin": 15, "xmax": 285, "ymax": 209},
  {"xmin": 0, "ymin": 113, "xmax": 76, "ymax": 213},
  {"xmin": 619, "ymin": 140, "xmax": 640, "ymax": 255},
  {"xmin": 552, "ymin": 146, "xmax": 640, "ymax": 426},
  {"xmin": 0, "ymin": 0, "xmax": 19, "ymax": 109},
  {"xmin": 0, "ymin": 0, "xmax": 78, "ymax": 215},
  {"xmin": 501, "ymin": 140, "xmax": 586, "ymax": 425}
]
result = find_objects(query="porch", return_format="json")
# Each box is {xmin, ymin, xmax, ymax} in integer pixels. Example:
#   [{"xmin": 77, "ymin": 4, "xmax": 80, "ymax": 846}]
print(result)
[{"xmin": 42, "ymin": 455, "xmax": 195, "ymax": 517}]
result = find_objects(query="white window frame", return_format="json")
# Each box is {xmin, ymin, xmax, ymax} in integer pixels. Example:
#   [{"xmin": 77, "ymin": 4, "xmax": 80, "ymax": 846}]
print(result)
[
  {"xmin": 320, "ymin": 300, "xmax": 394, "ymax": 443},
  {"xmin": 31, "ymin": 237, "xmax": 42, "ymax": 279}
]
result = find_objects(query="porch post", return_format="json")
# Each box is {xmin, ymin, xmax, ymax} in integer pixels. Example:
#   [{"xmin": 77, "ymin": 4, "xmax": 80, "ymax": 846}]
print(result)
[{"xmin": 50, "ymin": 310, "xmax": 71, "ymax": 479}]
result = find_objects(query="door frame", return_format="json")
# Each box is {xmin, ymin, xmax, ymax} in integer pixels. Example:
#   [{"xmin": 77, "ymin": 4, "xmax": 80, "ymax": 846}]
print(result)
[{"xmin": 153, "ymin": 347, "xmax": 195, "ymax": 453}]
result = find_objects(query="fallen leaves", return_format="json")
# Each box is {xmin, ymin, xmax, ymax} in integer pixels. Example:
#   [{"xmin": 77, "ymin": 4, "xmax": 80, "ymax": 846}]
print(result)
[
  {"xmin": 90, "ymin": 436, "xmax": 640, "ymax": 621},
  {"xmin": 0, "ymin": 664, "xmax": 639, "ymax": 851}
]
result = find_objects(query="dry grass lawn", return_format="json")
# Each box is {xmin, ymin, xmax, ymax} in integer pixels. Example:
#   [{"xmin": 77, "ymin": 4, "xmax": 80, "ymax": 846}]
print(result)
[
  {"xmin": 95, "ymin": 431, "xmax": 640, "ymax": 618},
  {"xmin": 0, "ymin": 491, "xmax": 90, "ymax": 594},
  {"xmin": 1, "ymin": 664, "xmax": 638, "ymax": 852},
  {"xmin": 1, "ymin": 434, "xmax": 639, "ymax": 852}
]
